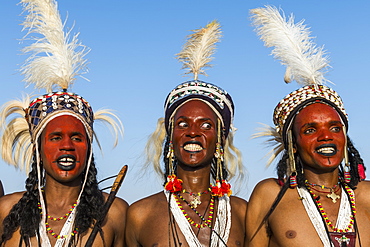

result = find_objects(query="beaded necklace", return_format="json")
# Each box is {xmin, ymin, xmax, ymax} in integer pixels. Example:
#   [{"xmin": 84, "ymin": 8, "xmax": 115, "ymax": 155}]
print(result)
[
  {"xmin": 305, "ymin": 184, "xmax": 356, "ymax": 233},
  {"xmin": 305, "ymin": 180, "xmax": 340, "ymax": 203},
  {"xmin": 174, "ymin": 193, "xmax": 214, "ymax": 228},
  {"xmin": 45, "ymin": 222, "xmax": 78, "ymax": 239},
  {"xmin": 38, "ymin": 201, "xmax": 79, "ymax": 239},
  {"xmin": 181, "ymin": 187, "xmax": 211, "ymax": 208},
  {"xmin": 38, "ymin": 201, "xmax": 78, "ymax": 221}
]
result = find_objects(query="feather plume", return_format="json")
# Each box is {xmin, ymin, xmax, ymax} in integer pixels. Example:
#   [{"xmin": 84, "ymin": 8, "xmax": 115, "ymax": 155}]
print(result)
[
  {"xmin": 20, "ymin": 0, "xmax": 89, "ymax": 92},
  {"xmin": 176, "ymin": 20, "xmax": 222, "ymax": 80},
  {"xmin": 94, "ymin": 109, "xmax": 124, "ymax": 149},
  {"xmin": 0, "ymin": 96, "xmax": 33, "ymax": 172},
  {"xmin": 250, "ymin": 5, "xmax": 330, "ymax": 85},
  {"xmin": 252, "ymin": 123, "xmax": 284, "ymax": 167}
]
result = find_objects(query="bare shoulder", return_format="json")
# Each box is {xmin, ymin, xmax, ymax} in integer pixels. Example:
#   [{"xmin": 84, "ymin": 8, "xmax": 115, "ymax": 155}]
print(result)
[
  {"xmin": 250, "ymin": 178, "xmax": 281, "ymax": 201},
  {"xmin": 0, "ymin": 191, "xmax": 24, "ymax": 218},
  {"xmin": 230, "ymin": 195, "xmax": 248, "ymax": 214},
  {"xmin": 127, "ymin": 191, "xmax": 165, "ymax": 219},
  {"xmin": 102, "ymin": 192, "xmax": 129, "ymax": 221},
  {"xmin": 354, "ymin": 180, "xmax": 370, "ymax": 203},
  {"xmin": 126, "ymin": 191, "xmax": 167, "ymax": 246}
]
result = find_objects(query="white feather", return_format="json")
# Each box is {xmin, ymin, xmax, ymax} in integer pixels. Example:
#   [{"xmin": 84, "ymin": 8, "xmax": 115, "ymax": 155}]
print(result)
[
  {"xmin": 20, "ymin": 0, "xmax": 89, "ymax": 92},
  {"xmin": 250, "ymin": 5, "xmax": 330, "ymax": 85},
  {"xmin": 176, "ymin": 20, "xmax": 222, "ymax": 80},
  {"xmin": 252, "ymin": 123, "xmax": 284, "ymax": 167}
]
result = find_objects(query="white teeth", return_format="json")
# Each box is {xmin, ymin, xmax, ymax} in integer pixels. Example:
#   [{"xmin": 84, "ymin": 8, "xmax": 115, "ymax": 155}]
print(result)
[
  {"xmin": 183, "ymin": 144, "xmax": 203, "ymax": 152},
  {"xmin": 317, "ymin": 147, "xmax": 335, "ymax": 154},
  {"xmin": 58, "ymin": 157, "xmax": 75, "ymax": 166}
]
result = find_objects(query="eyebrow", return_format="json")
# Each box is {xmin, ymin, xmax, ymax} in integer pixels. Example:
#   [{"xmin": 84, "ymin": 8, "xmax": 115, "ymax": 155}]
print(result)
[
  {"xmin": 301, "ymin": 120, "xmax": 343, "ymax": 129},
  {"xmin": 176, "ymin": 116, "xmax": 213, "ymax": 122},
  {"xmin": 48, "ymin": 131, "xmax": 85, "ymax": 136}
]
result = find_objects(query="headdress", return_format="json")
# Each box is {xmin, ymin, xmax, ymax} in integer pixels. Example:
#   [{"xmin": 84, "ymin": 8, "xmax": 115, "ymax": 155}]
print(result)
[
  {"xmin": 250, "ymin": 6, "xmax": 351, "ymax": 186},
  {"xmin": 146, "ymin": 21, "xmax": 243, "ymax": 196},
  {"xmin": 164, "ymin": 21, "xmax": 234, "ymax": 137},
  {"xmin": 0, "ymin": 0, "xmax": 123, "ymax": 245}
]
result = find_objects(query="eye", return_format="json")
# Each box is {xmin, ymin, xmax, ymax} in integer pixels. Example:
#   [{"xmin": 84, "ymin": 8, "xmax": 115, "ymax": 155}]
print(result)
[
  {"xmin": 331, "ymin": 126, "xmax": 342, "ymax": 133},
  {"xmin": 178, "ymin": 121, "xmax": 188, "ymax": 128},
  {"xmin": 71, "ymin": 136, "xmax": 83, "ymax": 142},
  {"xmin": 201, "ymin": 122, "xmax": 212, "ymax": 130},
  {"xmin": 50, "ymin": 136, "xmax": 61, "ymax": 141},
  {"xmin": 303, "ymin": 128, "xmax": 315, "ymax": 135}
]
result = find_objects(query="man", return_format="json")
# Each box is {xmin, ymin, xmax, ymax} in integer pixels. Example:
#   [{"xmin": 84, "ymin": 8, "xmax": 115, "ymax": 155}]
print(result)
[
  {"xmin": 0, "ymin": 0, "xmax": 127, "ymax": 246},
  {"xmin": 126, "ymin": 21, "xmax": 247, "ymax": 246},
  {"xmin": 247, "ymin": 6, "xmax": 370, "ymax": 247}
]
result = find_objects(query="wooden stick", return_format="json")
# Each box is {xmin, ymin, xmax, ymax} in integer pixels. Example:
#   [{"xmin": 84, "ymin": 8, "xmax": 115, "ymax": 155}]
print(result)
[{"xmin": 84, "ymin": 165, "xmax": 128, "ymax": 247}]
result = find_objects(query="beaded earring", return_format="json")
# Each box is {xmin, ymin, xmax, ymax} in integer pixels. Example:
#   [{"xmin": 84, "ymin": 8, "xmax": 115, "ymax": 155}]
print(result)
[
  {"xmin": 211, "ymin": 119, "xmax": 232, "ymax": 197},
  {"xmin": 342, "ymin": 125, "xmax": 351, "ymax": 184},
  {"xmin": 287, "ymin": 130, "xmax": 298, "ymax": 188},
  {"xmin": 164, "ymin": 118, "xmax": 183, "ymax": 192}
]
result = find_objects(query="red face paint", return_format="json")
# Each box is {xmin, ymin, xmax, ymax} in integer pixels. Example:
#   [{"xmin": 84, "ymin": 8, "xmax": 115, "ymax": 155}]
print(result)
[
  {"xmin": 40, "ymin": 115, "xmax": 89, "ymax": 183},
  {"xmin": 293, "ymin": 103, "xmax": 345, "ymax": 171}
]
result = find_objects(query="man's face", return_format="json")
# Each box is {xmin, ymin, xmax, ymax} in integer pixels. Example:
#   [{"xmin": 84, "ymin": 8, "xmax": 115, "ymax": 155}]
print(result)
[
  {"xmin": 40, "ymin": 115, "xmax": 89, "ymax": 183},
  {"xmin": 172, "ymin": 100, "xmax": 218, "ymax": 168},
  {"xmin": 293, "ymin": 103, "xmax": 345, "ymax": 171}
]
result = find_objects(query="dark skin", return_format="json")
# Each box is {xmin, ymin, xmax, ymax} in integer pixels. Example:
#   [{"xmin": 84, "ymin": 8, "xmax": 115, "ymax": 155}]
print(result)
[
  {"xmin": 0, "ymin": 115, "xmax": 128, "ymax": 246},
  {"xmin": 246, "ymin": 103, "xmax": 370, "ymax": 246},
  {"xmin": 126, "ymin": 100, "xmax": 247, "ymax": 246}
]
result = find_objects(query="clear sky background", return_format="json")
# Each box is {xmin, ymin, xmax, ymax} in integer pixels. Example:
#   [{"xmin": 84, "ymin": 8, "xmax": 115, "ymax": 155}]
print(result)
[{"xmin": 0, "ymin": 0, "xmax": 370, "ymax": 204}]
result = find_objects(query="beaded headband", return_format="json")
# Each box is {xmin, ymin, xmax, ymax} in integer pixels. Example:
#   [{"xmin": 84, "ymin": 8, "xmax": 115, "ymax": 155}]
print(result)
[
  {"xmin": 164, "ymin": 80, "xmax": 234, "ymax": 137},
  {"xmin": 274, "ymin": 84, "xmax": 348, "ymax": 146},
  {"xmin": 26, "ymin": 91, "xmax": 94, "ymax": 142}
]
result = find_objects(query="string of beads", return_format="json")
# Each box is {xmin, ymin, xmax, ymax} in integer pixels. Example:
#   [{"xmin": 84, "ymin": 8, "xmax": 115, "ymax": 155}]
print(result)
[
  {"xmin": 38, "ymin": 201, "xmax": 78, "ymax": 221},
  {"xmin": 306, "ymin": 184, "xmax": 356, "ymax": 232},
  {"xmin": 38, "ymin": 201, "xmax": 79, "ymax": 239},
  {"xmin": 174, "ymin": 193, "xmax": 214, "ymax": 228}
]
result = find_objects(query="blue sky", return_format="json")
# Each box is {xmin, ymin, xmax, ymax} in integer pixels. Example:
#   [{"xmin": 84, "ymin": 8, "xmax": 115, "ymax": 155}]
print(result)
[{"xmin": 1, "ymin": 0, "xmax": 370, "ymax": 204}]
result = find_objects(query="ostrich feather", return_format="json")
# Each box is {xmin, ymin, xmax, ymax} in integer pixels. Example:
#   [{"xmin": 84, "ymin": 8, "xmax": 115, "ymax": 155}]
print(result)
[
  {"xmin": 252, "ymin": 123, "xmax": 284, "ymax": 167},
  {"xmin": 20, "ymin": 0, "xmax": 89, "ymax": 92},
  {"xmin": 250, "ymin": 5, "xmax": 330, "ymax": 85},
  {"xmin": 94, "ymin": 109, "xmax": 124, "ymax": 149},
  {"xmin": 176, "ymin": 20, "xmax": 222, "ymax": 80},
  {"xmin": 0, "ymin": 96, "xmax": 33, "ymax": 172}
]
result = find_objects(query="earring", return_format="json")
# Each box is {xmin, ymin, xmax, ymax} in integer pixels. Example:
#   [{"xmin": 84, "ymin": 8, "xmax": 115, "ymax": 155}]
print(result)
[
  {"xmin": 287, "ymin": 130, "xmax": 297, "ymax": 188},
  {"xmin": 342, "ymin": 126, "xmax": 351, "ymax": 183},
  {"xmin": 211, "ymin": 119, "xmax": 232, "ymax": 197},
  {"xmin": 164, "ymin": 119, "xmax": 183, "ymax": 193}
]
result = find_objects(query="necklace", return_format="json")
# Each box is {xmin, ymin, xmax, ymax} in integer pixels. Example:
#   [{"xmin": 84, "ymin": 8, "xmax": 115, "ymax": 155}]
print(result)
[
  {"xmin": 45, "ymin": 222, "xmax": 78, "ymax": 239},
  {"xmin": 174, "ymin": 193, "xmax": 214, "ymax": 228},
  {"xmin": 38, "ymin": 201, "xmax": 78, "ymax": 221},
  {"xmin": 181, "ymin": 188, "xmax": 211, "ymax": 208},
  {"xmin": 305, "ymin": 180, "xmax": 340, "ymax": 203},
  {"xmin": 38, "ymin": 200, "xmax": 79, "ymax": 239},
  {"xmin": 306, "ymin": 184, "xmax": 356, "ymax": 233}
]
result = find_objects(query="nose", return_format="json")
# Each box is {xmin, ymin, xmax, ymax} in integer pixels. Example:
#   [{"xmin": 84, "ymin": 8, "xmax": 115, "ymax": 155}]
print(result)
[
  {"xmin": 317, "ymin": 128, "xmax": 333, "ymax": 142},
  {"xmin": 186, "ymin": 124, "xmax": 201, "ymax": 138},
  {"xmin": 60, "ymin": 137, "xmax": 75, "ymax": 151}
]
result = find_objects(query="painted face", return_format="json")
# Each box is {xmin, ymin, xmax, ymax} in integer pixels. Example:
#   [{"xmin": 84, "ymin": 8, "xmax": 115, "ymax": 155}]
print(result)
[
  {"xmin": 172, "ymin": 100, "xmax": 218, "ymax": 168},
  {"xmin": 40, "ymin": 115, "xmax": 89, "ymax": 183},
  {"xmin": 292, "ymin": 103, "xmax": 346, "ymax": 171}
]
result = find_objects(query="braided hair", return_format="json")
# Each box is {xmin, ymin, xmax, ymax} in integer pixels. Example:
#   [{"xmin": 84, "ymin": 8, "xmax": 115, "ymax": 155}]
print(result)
[{"xmin": 0, "ymin": 153, "xmax": 105, "ymax": 247}]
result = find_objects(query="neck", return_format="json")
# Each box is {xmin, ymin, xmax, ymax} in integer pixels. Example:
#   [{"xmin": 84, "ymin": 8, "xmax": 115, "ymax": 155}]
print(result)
[
  {"xmin": 304, "ymin": 167, "xmax": 340, "ymax": 187},
  {"xmin": 177, "ymin": 163, "xmax": 212, "ymax": 193},
  {"xmin": 43, "ymin": 176, "xmax": 81, "ymax": 207}
]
